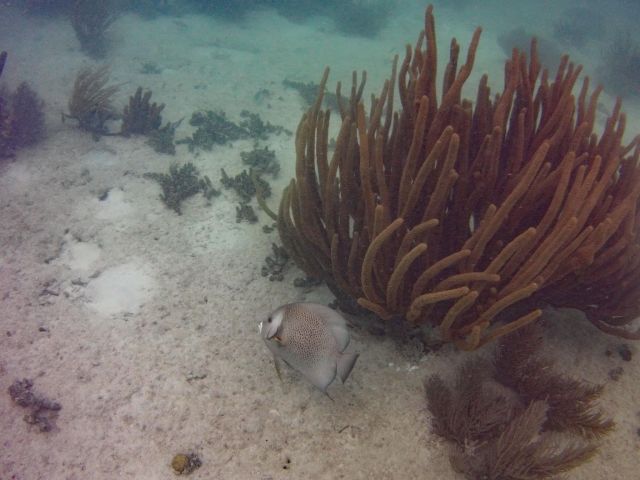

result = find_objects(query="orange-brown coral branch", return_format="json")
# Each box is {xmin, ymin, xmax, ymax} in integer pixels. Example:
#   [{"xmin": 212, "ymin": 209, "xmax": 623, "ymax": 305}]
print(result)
[{"xmin": 277, "ymin": 5, "xmax": 640, "ymax": 349}]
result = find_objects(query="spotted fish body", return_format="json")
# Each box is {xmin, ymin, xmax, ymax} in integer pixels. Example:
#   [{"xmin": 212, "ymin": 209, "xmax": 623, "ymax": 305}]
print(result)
[{"xmin": 259, "ymin": 302, "xmax": 359, "ymax": 393}]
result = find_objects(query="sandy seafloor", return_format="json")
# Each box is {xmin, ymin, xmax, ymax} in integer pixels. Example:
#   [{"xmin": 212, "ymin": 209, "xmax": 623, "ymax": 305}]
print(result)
[{"xmin": 1, "ymin": 1, "xmax": 639, "ymax": 479}]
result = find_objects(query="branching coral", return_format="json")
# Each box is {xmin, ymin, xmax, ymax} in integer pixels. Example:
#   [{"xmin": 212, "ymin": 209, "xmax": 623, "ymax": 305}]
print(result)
[
  {"xmin": 0, "ymin": 51, "xmax": 11, "ymax": 158},
  {"xmin": 493, "ymin": 325, "xmax": 614, "ymax": 438},
  {"xmin": 277, "ymin": 5, "xmax": 640, "ymax": 349},
  {"xmin": 147, "ymin": 119, "xmax": 180, "ymax": 155},
  {"xmin": 144, "ymin": 163, "xmax": 219, "ymax": 214},
  {"xmin": 177, "ymin": 110, "xmax": 287, "ymax": 152},
  {"xmin": 425, "ymin": 325, "xmax": 612, "ymax": 479},
  {"xmin": 177, "ymin": 110, "xmax": 249, "ymax": 151},
  {"xmin": 0, "ymin": 52, "xmax": 46, "ymax": 158},
  {"xmin": 241, "ymin": 145, "xmax": 280, "ymax": 177},
  {"xmin": 9, "ymin": 82, "xmax": 46, "ymax": 148},
  {"xmin": 71, "ymin": 0, "xmax": 118, "ymax": 59},
  {"xmin": 120, "ymin": 87, "xmax": 164, "ymax": 136}
]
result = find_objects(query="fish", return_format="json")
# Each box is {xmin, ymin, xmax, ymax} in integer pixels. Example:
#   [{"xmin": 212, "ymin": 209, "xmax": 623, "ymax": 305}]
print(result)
[{"xmin": 259, "ymin": 302, "xmax": 359, "ymax": 394}]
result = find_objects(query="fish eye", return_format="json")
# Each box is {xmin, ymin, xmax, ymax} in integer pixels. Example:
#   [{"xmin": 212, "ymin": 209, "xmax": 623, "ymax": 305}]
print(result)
[{"xmin": 267, "ymin": 316, "xmax": 272, "ymax": 323}]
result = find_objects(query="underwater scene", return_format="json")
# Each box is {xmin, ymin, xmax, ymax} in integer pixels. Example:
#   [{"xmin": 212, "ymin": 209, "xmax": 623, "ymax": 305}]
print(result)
[{"xmin": 1, "ymin": 0, "xmax": 640, "ymax": 478}]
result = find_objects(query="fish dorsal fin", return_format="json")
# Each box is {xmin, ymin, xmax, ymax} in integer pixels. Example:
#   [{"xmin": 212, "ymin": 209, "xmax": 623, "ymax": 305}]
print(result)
[{"xmin": 302, "ymin": 303, "xmax": 351, "ymax": 351}]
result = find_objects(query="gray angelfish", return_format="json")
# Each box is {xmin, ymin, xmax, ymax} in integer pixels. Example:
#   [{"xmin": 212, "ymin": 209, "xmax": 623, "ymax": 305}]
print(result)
[{"xmin": 259, "ymin": 302, "xmax": 359, "ymax": 393}]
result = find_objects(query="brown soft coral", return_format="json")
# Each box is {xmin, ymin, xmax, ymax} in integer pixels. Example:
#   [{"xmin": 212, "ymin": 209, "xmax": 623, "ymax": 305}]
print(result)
[{"xmin": 277, "ymin": 5, "xmax": 640, "ymax": 349}]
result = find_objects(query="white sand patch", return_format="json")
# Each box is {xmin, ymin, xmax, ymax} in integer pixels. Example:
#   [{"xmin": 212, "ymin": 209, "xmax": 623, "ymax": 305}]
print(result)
[
  {"xmin": 80, "ymin": 149, "xmax": 120, "ymax": 168},
  {"xmin": 3, "ymin": 162, "xmax": 33, "ymax": 189},
  {"xmin": 59, "ymin": 239, "xmax": 102, "ymax": 273},
  {"xmin": 95, "ymin": 188, "xmax": 135, "ymax": 220},
  {"xmin": 85, "ymin": 263, "xmax": 155, "ymax": 316}
]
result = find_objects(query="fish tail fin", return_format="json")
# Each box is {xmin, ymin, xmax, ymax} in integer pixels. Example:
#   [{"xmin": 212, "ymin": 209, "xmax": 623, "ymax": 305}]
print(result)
[{"xmin": 337, "ymin": 352, "xmax": 359, "ymax": 383}]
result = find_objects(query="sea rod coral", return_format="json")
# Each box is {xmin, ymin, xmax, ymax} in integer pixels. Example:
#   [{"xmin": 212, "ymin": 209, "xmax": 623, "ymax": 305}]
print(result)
[{"xmin": 276, "ymin": 5, "xmax": 640, "ymax": 350}]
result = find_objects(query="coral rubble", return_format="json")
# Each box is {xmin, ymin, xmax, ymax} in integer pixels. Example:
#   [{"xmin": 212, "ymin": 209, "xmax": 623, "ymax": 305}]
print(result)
[{"xmin": 8, "ymin": 378, "xmax": 62, "ymax": 432}]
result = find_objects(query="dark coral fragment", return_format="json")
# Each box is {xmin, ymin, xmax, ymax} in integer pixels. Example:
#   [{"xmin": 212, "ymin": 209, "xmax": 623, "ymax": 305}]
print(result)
[
  {"xmin": 9, "ymin": 82, "xmax": 46, "ymax": 148},
  {"xmin": 176, "ymin": 109, "xmax": 288, "ymax": 152},
  {"xmin": 0, "ymin": 54, "xmax": 46, "ymax": 158},
  {"xmin": 199, "ymin": 174, "xmax": 219, "ymax": 201},
  {"xmin": 261, "ymin": 243, "xmax": 290, "ymax": 281},
  {"xmin": 235, "ymin": 203, "xmax": 258, "ymax": 223},
  {"xmin": 177, "ymin": 110, "xmax": 248, "ymax": 151},
  {"xmin": 147, "ymin": 120, "xmax": 178, "ymax": 155},
  {"xmin": 71, "ymin": 0, "xmax": 118, "ymax": 59},
  {"xmin": 239, "ymin": 110, "xmax": 290, "ymax": 141},
  {"xmin": 147, "ymin": 129, "xmax": 174, "ymax": 153},
  {"xmin": 8, "ymin": 378, "xmax": 62, "ymax": 432},
  {"xmin": 121, "ymin": 87, "xmax": 164, "ymax": 136},
  {"xmin": 144, "ymin": 162, "xmax": 219, "ymax": 214},
  {"xmin": 220, "ymin": 168, "xmax": 270, "ymax": 203},
  {"xmin": 240, "ymin": 145, "xmax": 280, "ymax": 177}
]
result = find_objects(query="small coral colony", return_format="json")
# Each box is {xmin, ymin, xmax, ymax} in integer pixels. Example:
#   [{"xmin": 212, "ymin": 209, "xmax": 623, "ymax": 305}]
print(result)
[{"xmin": 3, "ymin": 1, "xmax": 640, "ymax": 478}]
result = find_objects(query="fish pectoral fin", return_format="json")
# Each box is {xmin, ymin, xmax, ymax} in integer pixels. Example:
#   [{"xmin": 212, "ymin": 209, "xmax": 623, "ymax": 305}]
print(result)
[{"xmin": 337, "ymin": 352, "xmax": 359, "ymax": 383}]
